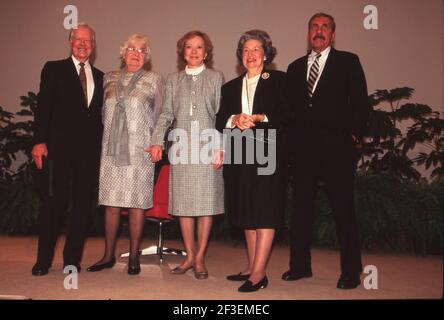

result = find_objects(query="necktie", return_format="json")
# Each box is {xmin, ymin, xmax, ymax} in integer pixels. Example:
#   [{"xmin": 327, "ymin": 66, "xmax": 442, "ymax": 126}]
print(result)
[
  {"xmin": 307, "ymin": 53, "xmax": 321, "ymax": 97},
  {"xmin": 79, "ymin": 62, "xmax": 88, "ymax": 106}
]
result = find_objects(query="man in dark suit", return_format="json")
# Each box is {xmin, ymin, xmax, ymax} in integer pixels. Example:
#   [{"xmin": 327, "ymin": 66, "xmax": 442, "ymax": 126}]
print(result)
[
  {"xmin": 31, "ymin": 23, "xmax": 104, "ymax": 276},
  {"xmin": 283, "ymin": 13, "xmax": 370, "ymax": 289}
]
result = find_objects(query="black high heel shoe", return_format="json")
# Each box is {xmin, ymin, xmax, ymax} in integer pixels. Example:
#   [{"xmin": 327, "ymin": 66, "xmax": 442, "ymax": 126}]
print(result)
[
  {"xmin": 86, "ymin": 258, "xmax": 116, "ymax": 272},
  {"xmin": 226, "ymin": 272, "xmax": 251, "ymax": 281},
  {"xmin": 238, "ymin": 276, "xmax": 268, "ymax": 292},
  {"xmin": 128, "ymin": 255, "xmax": 141, "ymax": 275},
  {"xmin": 128, "ymin": 264, "xmax": 141, "ymax": 275}
]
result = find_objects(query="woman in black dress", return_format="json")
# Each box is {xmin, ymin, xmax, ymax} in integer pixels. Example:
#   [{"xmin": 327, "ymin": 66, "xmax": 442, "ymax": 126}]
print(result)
[{"xmin": 216, "ymin": 30, "xmax": 287, "ymax": 292}]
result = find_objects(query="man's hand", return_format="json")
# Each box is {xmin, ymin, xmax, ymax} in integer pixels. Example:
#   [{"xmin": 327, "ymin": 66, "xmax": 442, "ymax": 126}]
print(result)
[
  {"xmin": 32, "ymin": 143, "xmax": 48, "ymax": 170},
  {"xmin": 144, "ymin": 145, "xmax": 163, "ymax": 162}
]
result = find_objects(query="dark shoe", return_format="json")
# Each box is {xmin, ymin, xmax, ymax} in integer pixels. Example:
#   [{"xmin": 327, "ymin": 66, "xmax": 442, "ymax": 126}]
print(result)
[
  {"xmin": 170, "ymin": 264, "xmax": 194, "ymax": 275},
  {"xmin": 32, "ymin": 264, "xmax": 49, "ymax": 276},
  {"xmin": 128, "ymin": 252, "xmax": 141, "ymax": 275},
  {"xmin": 87, "ymin": 258, "xmax": 116, "ymax": 272},
  {"xmin": 238, "ymin": 276, "xmax": 268, "ymax": 293},
  {"xmin": 226, "ymin": 272, "xmax": 251, "ymax": 281},
  {"xmin": 281, "ymin": 270, "xmax": 312, "ymax": 281},
  {"xmin": 337, "ymin": 274, "xmax": 360, "ymax": 289},
  {"xmin": 64, "ymin": 264, "xmax": 81, "ymax": 273},
  {"xmin": 128, "ymin": 258, "xmax": 141, "ymax": 275},
  {"xmin": 128, "ymin": 264, "xmax": 141, "ymax": 275}
]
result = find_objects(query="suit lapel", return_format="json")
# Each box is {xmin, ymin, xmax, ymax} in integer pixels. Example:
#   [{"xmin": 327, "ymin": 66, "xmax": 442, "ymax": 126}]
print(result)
[
  {"xmin": 251, "ymin": 70, "xmax": 269, "ymax": 114},
  {"xmin": 300, "ymin": 55, "xmax": 309, "ymax": 99},
  {"xmin": 90, "ymin": 66, "xmax": 101, "ymax": 109}
]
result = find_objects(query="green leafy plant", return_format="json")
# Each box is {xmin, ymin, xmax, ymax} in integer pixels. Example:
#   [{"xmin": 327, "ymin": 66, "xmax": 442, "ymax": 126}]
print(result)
[
  {"xmin": 405, "ymin": 116, "xmax": 444, "ymax": 181},
  {"xmin": 312, "ymin": 175, "xmax": 443, "ymax": 254},
  {"xmin": 0, "ymin": 92, "xmax": 40, "ymax": 233},
  {"xmin": 0, "ymin": 92, "xmax": 37, "ymax": 182},
  {"xmin": 359, "ymin": 87, "xmax": 443, "ymax": 181}
]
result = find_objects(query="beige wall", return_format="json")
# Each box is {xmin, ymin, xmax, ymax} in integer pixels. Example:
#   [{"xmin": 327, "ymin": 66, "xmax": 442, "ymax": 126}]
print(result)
[{"xmin": 1, "ymin": 0, "xmax": 443, "ymax": 115}]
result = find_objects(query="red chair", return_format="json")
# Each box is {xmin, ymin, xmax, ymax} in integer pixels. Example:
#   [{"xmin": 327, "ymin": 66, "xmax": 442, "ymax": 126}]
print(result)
[{"xmin": 120, "ymin": 164, "xmax": 186, "ymax": 263}]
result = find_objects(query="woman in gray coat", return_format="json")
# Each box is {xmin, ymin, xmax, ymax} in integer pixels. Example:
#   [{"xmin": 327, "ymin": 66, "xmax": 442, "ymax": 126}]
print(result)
[
  {"xmin": 150, "ymin": 31, "xmax": 224, "ymax": 279},
  {"xmin": 87, "ymin": 34, "xmax": 163, "ymax": 275},
  {"xmin": 149, "ymin": 30, "xmax": 224, "ymax": 279}
]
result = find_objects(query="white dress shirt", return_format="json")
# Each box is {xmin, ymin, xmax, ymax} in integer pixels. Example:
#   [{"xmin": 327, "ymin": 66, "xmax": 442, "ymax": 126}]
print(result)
[
  {"xmin": 306, "ymin": 46, "xmax": 331, "ymax": 94},
  {"xmin": 71, "ymin": 55, "xmax": 95, "ymax": 106}
]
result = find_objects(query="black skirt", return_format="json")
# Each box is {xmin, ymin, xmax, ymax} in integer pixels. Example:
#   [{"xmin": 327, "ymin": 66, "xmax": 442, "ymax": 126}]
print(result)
[{"xmin": 223, "ymin": 125, "xmax": 285, "ymax": 229}]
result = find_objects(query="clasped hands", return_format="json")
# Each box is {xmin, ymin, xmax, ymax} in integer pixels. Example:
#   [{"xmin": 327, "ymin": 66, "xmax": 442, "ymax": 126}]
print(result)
[{"xmin": 232, "ymin": 113, "xmax": 265, "ymax": 130}]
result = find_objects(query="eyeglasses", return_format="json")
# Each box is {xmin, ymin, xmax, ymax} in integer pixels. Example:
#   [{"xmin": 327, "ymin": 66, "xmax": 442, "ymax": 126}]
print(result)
[{"xmin": 126, "ymin": 47, "xmax": 147, "ymax": 54}]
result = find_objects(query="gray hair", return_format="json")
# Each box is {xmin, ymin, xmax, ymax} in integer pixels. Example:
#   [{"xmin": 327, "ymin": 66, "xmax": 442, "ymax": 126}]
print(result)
[
  {"xmin": 236, "ymin": 29, "xmax": 277, "ymax": 65},
  {"xmin": 69, "ymin": 22, "xmax": 95, "ymax": 44},
  {"xmin": 119, "ymin": 34, "xmax": 151, "ymax": 63}
]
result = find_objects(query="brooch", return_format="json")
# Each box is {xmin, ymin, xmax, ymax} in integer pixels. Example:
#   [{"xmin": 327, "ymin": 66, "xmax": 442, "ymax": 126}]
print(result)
[{"xmin": 261, "ymin": 72, "xmax": 270, "ymax": 79}]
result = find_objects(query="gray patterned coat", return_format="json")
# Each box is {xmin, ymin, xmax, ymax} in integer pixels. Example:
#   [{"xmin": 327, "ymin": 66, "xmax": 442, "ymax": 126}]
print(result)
[
  {"xmin": 151, "ymin": 68, "xmax": 225, "ymax": 216},
  {"xmin": 99, "ymin": 70, "xmax": 164, "ymax": 209}
]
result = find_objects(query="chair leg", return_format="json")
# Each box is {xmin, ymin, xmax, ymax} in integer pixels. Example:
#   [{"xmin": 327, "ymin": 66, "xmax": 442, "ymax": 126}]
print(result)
[
  {"xmin": 121, "ymin": 219, "xmax": 187, "ymax": 260},
  {"xmin": 158, "ymin": 221, "xmax": 163, "ymax": 263}
]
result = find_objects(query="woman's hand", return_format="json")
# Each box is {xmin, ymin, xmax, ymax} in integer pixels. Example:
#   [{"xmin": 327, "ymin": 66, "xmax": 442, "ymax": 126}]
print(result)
[
  {"xmin": 212, "ymin": 150, "xmax": 224, "ymax": 170},
  {"xmin": 252, "ymin": 114, "xmax": 265, "ymax": 123},
  {"xmin": 233, "ymin": 113, "xmax": 255, "ymax": 130},
  {"xmin": 144, "ymin": 145, "xmax": 163, "ymax": 162}
]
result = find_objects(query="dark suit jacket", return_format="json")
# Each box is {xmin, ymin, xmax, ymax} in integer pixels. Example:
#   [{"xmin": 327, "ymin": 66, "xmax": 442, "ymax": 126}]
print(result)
[
  {"xmin": 216, "ymin": 69, "xmax": 287, "ymax": 132},
  {"xmin": 216, "ymin": 69, "xmax": 289, "ymax": 168},
  {"xmin": 34, "ymin": 58, "xmax": 104, "ymax": 159},
  {"xmin": 286, "ymin": 48, "xmax": 369, "ymax": 158},
  {"xmin": 215, "ymin": 69, "xmax": 288, "ymax": 228}
]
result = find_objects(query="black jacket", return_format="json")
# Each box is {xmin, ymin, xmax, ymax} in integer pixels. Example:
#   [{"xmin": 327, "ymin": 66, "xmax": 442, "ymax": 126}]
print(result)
[
  {"xmin": 286, "ymin": 48, "xmax": 370, "ymax": 142},
  {"xmin": 216, "ymin": 69, "xmax": 287, "ymax": 132},
  {"xmin": 34, "ymin": 58, "xmax": 103, "ymax": 158}
]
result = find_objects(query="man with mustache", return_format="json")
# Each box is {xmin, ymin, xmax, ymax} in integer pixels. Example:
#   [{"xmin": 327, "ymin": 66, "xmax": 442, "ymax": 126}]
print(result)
[
  {"xmin": 284, "ymin": 13, "xmax": 370, "ymax": 289},
  {"xmin": 31, "ymin": 23, "xmax": 104, "ymax": 276}
]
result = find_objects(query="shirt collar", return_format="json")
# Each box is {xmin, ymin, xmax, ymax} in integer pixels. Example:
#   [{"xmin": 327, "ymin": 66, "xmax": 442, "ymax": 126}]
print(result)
[
  {"xmin": 185, "ymin": 64, "xmax": 205, "ymax": 75},
  {"xmin": 244, "ymin": 73, "xmax": 261, "ymax": 82},
  {"xmin": 71, "ymin": 55, "xmax": 90, "ymax": 68},
  {"xmin": 309, "ymin": 46, "xmax": 331, "ymax": 61}
]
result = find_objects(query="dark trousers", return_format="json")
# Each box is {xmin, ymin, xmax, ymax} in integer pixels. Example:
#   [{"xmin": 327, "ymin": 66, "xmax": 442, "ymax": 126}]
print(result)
[
  {"xmin": 289, "ymin": 141, "xmax": 362, "ymax": 276},
  {"xmin": 35, "ymin": 153, "xmax": 98, "ymax": 267}
]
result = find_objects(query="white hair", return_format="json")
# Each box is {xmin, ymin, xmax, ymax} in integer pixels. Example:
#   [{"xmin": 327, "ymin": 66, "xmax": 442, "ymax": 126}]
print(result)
[
  {"xmin": 69, "ymin": 22, "xmax": 95, "ymax": 44},
  {"xmin": 119, "ymin": 34, "xmax": 151, "ymax": 63}
]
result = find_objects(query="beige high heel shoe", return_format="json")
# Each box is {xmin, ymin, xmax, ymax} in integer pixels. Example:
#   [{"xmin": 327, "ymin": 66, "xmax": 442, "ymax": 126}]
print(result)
[{"xmin": 170, "ymin": 264, "xmax": 194, "ymax": 275}]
